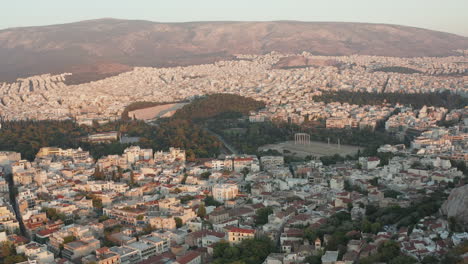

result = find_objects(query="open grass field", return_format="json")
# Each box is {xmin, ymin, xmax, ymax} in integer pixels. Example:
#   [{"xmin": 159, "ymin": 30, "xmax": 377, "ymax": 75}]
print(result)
[{"xmin": 259, "ymin": 140, "xmax": 360, "ymax": 158}]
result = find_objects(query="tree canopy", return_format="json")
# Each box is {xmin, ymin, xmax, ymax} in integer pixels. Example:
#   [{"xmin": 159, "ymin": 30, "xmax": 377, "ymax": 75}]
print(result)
[
  {"xmin": 313, "ymin": 90, "xmax": 467, "ymax": 110},
  {"xmin": 173, "ymin": 93, "xmax": 265, "ymax": 121},
  {"xmin": 211, "ymin": 237, "xmax": 275, "ymax": 264},
  {"xmin": 255, "ymin": 207, "xmax": 273, "ymax": 226}
]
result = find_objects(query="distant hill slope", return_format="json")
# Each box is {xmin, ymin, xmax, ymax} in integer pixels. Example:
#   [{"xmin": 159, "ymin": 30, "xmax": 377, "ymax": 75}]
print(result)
[{"xmin": 1, "ymin": 19, "xmax": 467, "ymax": 82}]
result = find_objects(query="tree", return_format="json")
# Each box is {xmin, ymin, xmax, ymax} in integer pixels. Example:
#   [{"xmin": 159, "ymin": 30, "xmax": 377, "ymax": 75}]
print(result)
[
  {"xmin": 204, "ymin": 196, "xmax": 222, "ymax": 207},
  {"xmin": 241, "ymin": 167, "xmax": 250, "ymax": 178},
  {"xmin": 98, "ymin": 215, "xmax": 109, "ymax": 222},
  {"xmin": 92, "ymin": 197, "xmax": 103, "ymax": 209},
  {"xmin": 93, "ymin": 166, "xmax": 105, "ymax": 180},
  {"xmin": 130, "ymin": 171, "xmax": 137, "ymax": 186},
  {"xmin": 421, "ymin": 255, "xmax": 439, "ymax": 264},
  {"xmin": 378, "ymin": 241, "xmax": 400, "ymax": 262},
  {"xmin": 361, "ymin": 219, "xmax": 372, "ymax": 233},
  {"xmin": 0, "ymin": 241, "xmax": 13, "ymax": 258},
  {"xmin": 389, "ymin": 255, "xmax": 418, "ymax": 264},
  {"xmin": 142, "ymin": 224, "xmax": 156, "ymax": 235},
  {"xmin": 371, "ymin": 222, "xmax": 382, "ymax": 234},
  {"xmin": 304, "ymin": 228, "xmax": 318, "ymax": 243},
  {"xmin": 213, "ymin": 241, "xmax": 230, "ymax": 258},
  {"xmin": 197, "ymin": 204, "xmax": 207, "ymax": 218},
  {"xmin": 181, "ymin": 173, "xmax": 188, "ymax": 184},
  {"xmin": 211, "ymin": 236, "xmax": 274, "ymax": 264},
  {"xmin": 200, "ymin": 172, "xmax": 211, "ymax": 180},
  {"xmin": 255, "ymin": 207, "xmax": 273, "ymax": 226},
  {"xmin": 43, "ymin": 207, "xmax": 66, "ymax": 222},
  {"xmin": 63, "ymin": 235, "xmax": 76, "ymax": 244},
  {"xmin": 174, "ymin": 217, "xmax": 183, "ymax": 228},
  {"xmin": 4, "ymin": 255, "xmax": 27, "ymax": 264},
  {"xmin": 305, "ymin": 255, "xmax": 322, "ymax": 264},
  {"xmin": 369, "ymin": 177, "xmax": 379, "ymax": 186},
  {"xmin": 448, "ymin": 216, "xmax": 464, "ymax": 233},
  {"xmin": 384, "ymin": 189, "xmax": 402, "ymax": 199}
]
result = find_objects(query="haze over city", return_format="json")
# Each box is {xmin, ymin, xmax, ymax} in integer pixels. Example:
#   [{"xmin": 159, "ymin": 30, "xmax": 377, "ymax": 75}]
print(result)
[{"xmin": 0, "ymin": 1, "xmax": 467, "ymax": 264}]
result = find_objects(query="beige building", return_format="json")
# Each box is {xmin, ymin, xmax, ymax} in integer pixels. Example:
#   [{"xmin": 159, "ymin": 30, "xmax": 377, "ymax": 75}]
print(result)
[
  {"xmin": 149, "ymin": 216, "xmax": 176, "ymax": 230},
  {"xmin": 82, "ymin": 247, "xmax": 121, "ymax": 264},
  {"xmin": 228, "ymin": 227, "xmax": 255, "ymax": 245},
  {"xmin": 213, "ymin": 184, "xmax": 239, "ymax": 202},
  {"xmin": 62, "ymin": 238, "xmax": 101, "ymax": 261}
]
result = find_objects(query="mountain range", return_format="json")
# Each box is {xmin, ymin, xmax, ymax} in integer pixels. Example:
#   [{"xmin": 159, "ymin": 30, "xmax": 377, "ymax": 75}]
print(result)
[{"xmin": 1, "ymin": 18, "xmax": 467, "ymax": 83}]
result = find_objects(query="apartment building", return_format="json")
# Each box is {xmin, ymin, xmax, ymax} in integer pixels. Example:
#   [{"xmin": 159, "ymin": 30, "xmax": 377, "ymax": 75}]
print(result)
[
  {"xmin": 212, "ymin": 184, "xmax": 239, "ymax": 202},
  {"xmin": 109, "ymin": 246, "xmax": 141, "ymax": 264},
  {"xmin": 62, "ymin": 238, "xmax": 101, "ymax": 261},
  {"xmin": 228, "ymin": 227, "xmax": 255, "ymax": 245}
]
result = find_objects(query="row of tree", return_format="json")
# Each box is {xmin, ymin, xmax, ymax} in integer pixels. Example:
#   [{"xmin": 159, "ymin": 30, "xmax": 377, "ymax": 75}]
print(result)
[
  {"xmin": 372, "ymin": 66, "xmax": 422, "ymax": 74},
  {"xmin": 313, "ymin": 90, "xmax": 467, "ymax": 110}
]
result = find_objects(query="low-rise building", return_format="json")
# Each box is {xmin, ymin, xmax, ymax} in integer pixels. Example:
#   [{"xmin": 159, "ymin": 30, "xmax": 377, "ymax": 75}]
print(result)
[{"xmin": 228, "ymin": 227, "xmax": 255, "ymax": 245}]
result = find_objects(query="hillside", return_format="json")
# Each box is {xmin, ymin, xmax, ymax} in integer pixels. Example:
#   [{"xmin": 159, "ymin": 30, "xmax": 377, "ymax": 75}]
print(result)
[
  {"xmin": 1, "ymin": 19, "xmax": 467, "ymax": 82},
  {"xmin": 173, "ymin": 94, "xmax": 266, "ymax": 121}
]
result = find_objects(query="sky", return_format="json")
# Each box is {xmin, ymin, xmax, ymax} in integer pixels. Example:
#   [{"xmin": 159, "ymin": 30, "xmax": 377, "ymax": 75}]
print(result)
[{"xmin": 2, "ymin": 0, "xmax": 468, "ymax": 36}]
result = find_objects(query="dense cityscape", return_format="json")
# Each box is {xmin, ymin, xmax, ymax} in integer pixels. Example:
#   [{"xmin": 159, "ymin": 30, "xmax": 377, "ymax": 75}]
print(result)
[
  {"xmin": 0, "ymin": 1, "xmax": 468, "ymax": 262},
  {"xmin": 0, "ymin": 53, "xmax": 466, "ymax": 122},
  {"xmin": 0, "ymin": 50, "xmax": 466, "ymax": 264}
]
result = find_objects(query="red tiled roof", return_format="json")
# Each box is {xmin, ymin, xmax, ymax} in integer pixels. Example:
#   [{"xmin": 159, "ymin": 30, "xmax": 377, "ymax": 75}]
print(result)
[
  {"xmin": 189, "ymin": 230, "xmax": 226, "ymax": 239},
  {"xmin": 228, "ymin": 227, "xmax": 255, "ymax": 234},
  {"xmin": 233, "ymin": 158, "xmax": 253, "ymax": 162},
  {"xmin": 251, "ymin": 203, "xmax": 265, "ymax": 209},
  {"xmin": 25, "ymin": 222, "xmax": 43, "ymax": 230},
  {"xmin": 8, "ymin": 235, "xmax": 29, "ymax": 245},
  {"xmin": 176, "ymin": 251, "xmax": 201, "ymax": 264},
  {"xmin": 96, "ymin": 247, "xmax": 110, "ymax": 254},
  {"xmin": 36, "ymin": 228, "xmax": 58, "ymax": 237}
]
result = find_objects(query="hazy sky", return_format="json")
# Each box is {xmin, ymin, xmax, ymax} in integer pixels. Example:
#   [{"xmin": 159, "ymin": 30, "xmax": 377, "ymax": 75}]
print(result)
[{"xmin": 3, "ymin": 0, "xmax": 468, "ymax": 36}]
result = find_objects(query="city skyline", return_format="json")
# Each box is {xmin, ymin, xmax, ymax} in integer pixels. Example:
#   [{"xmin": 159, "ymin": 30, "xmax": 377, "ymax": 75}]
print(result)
[{"xmin": 2, "ymin": 0, "xmax": 468, "ymax": 36}]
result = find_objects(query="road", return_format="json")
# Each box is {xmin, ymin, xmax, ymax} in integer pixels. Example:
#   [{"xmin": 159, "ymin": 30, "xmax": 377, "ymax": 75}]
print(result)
[
  {"xmin": 147, "ymin": 120, "xmax": 238, "ymax": 155},
  {"xmin": 6, "ymin": 173, "xmax": 26, "ymax": 236},
  {"xmin": 204, "ymin": 128, "xmax": 238, "ymax": 155}
]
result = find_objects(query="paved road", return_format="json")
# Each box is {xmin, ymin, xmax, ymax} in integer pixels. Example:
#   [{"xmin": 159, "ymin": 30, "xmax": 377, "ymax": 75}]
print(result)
[
  {"xmin": 204, "ymin": 128, "xmax": 238, "ymax": 155},
  {"xmin": 148, "ymin": 120, "xmax": 238, "ymax": 155},
  {"xmin": 6, "ymin": 173, "xmax": 26, "ymax": 236}
]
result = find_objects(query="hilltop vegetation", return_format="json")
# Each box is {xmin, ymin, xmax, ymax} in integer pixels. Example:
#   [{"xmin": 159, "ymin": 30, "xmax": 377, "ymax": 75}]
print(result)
[
  {"xmin": 173, "ymin": 94, "xmax": 265, "ymax": 121},
  {"xmin": 372, "ymin": 66, "xmax": 422, "ymax": 74},
  {"xmin": 0, "ymin": 120, "xmax": 85, "ymax": 160},
  {"xmin": 313, "ymin": 90, "xmax": 467, "ymax": 110},
  {"xmin": 0, "ymin": 119, "xmax": 220, "ymax": 161},
  {"xmin": 0, "ymin": 94, "xmax": 267, "ymax": 160}
]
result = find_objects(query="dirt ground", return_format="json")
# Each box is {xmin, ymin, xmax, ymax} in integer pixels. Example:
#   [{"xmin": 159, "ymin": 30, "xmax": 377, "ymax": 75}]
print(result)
[{"xmin": 128, "ymin": 102, "xmax": 187, "ymax": 120}]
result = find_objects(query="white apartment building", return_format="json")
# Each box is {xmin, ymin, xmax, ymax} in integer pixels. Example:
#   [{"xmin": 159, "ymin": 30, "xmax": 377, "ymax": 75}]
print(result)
[{"xmin": 212, "ymin": 184, "xmax": 239, "ymax": 202}]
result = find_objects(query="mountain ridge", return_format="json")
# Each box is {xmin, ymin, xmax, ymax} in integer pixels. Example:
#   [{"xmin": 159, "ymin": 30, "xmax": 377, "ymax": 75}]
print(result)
[{"xmin": 1, "ymin": 18, "xmax": 467, "ymax": 83}]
